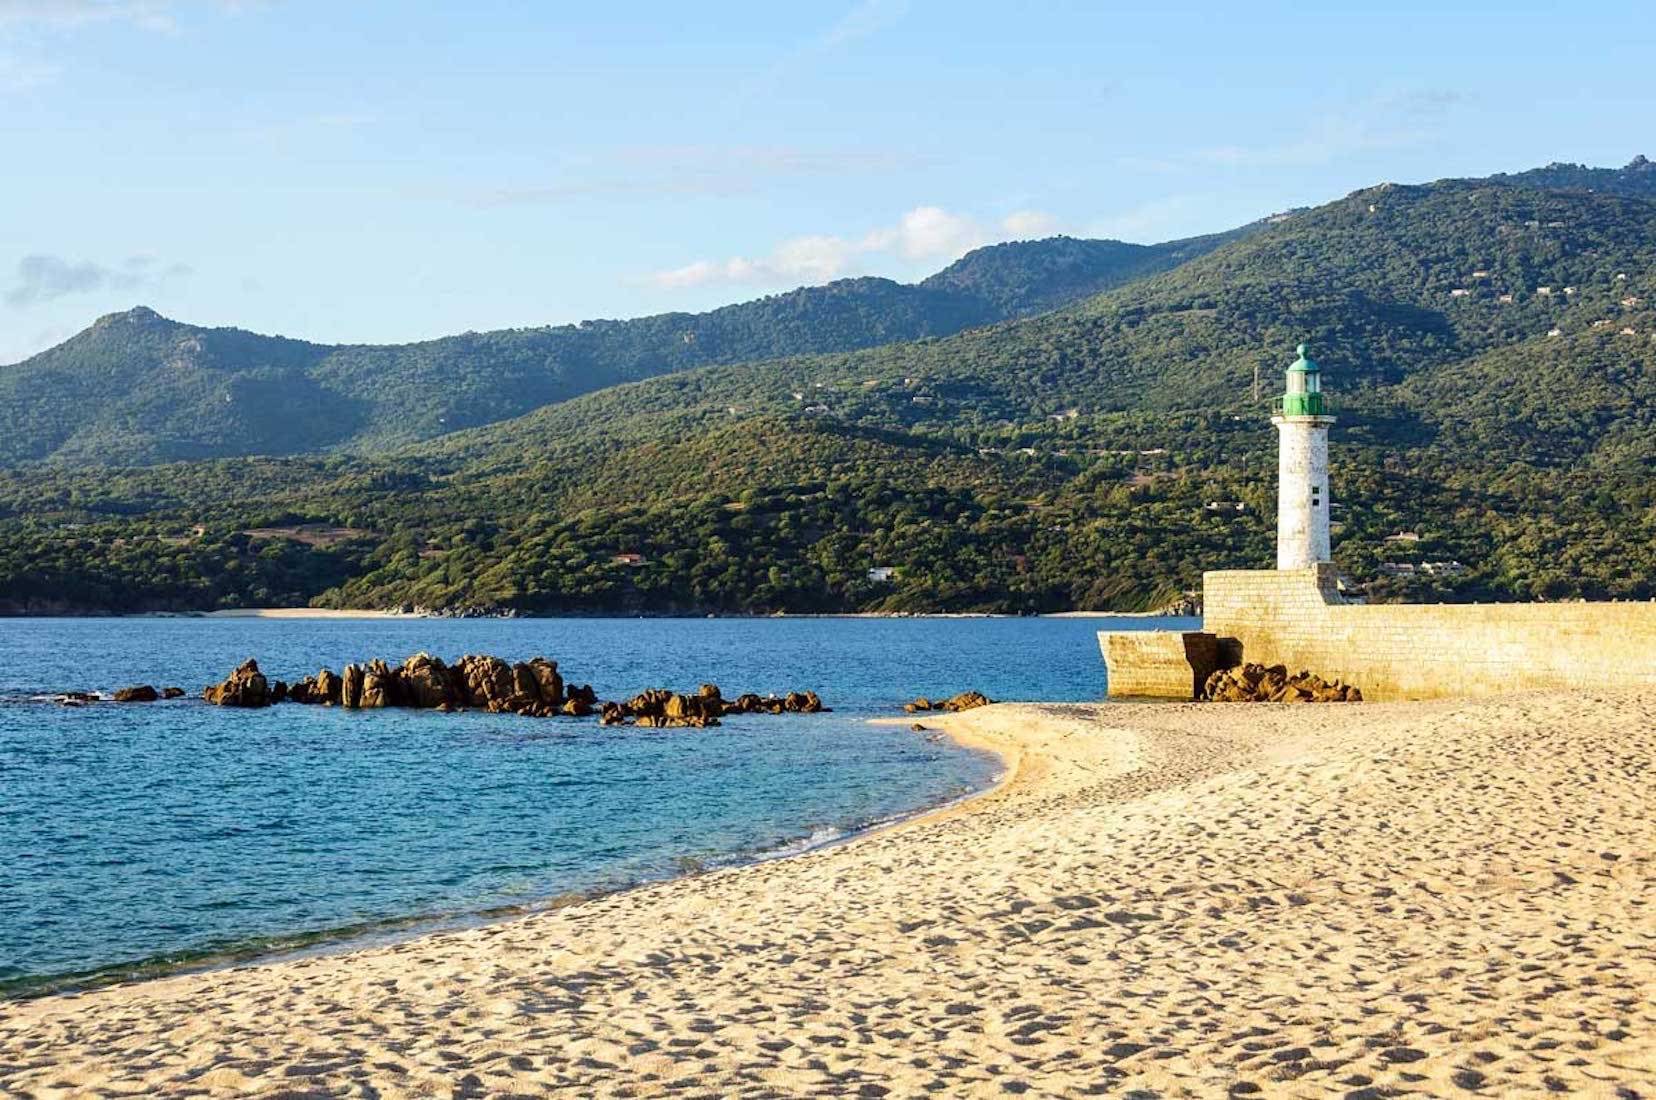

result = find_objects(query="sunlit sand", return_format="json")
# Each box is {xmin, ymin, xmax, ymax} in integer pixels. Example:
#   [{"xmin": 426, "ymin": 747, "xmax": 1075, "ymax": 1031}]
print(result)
[{"xmin": 3, "ymin": 694, "xmax": 1652, "ymax": 1096}]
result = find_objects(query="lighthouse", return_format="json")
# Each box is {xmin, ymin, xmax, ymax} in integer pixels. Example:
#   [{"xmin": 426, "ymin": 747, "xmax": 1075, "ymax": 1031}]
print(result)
[{"xmin": 1272, "ymin": 343, "xmax": 1335, "ymax": 569}]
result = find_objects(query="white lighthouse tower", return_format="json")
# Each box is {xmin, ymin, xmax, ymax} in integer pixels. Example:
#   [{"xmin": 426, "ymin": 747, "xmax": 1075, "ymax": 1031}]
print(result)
[{"xmin": 1272, "ymin": 343, "xmax": 1335, "ymax": 570}]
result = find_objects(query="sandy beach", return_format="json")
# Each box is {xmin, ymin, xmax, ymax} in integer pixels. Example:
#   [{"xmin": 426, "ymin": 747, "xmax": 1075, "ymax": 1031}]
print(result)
[
  {"xmin": 3, "ymin": 693, "xmax": 1653, "ymax": 1097},
  {"xmin": 201, "ymin": 608, "xmax": 416, "ymax": 619}
]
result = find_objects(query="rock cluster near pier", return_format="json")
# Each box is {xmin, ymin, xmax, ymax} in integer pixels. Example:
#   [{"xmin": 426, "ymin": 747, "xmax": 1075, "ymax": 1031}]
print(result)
[
  {"xmin": 1203, "ymin": 663, "xmax": 1362, "ymax": 703},
  {"xmin": 197, "ymin": 656, "xmax": 827, "ymax": 724}
]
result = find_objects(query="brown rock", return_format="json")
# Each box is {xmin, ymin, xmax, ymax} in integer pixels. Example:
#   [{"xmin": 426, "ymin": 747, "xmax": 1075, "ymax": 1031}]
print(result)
[
  {"xmin": 398, "ymin": 653, "xmax": 457, "ymax": 709},
  {"xmin": 203, "ymin": 659, "xmax": 272, "ymax": 707},
  {"xmin": 113, "ymin": 685, "xmax": 159, "ymax": 703},
  {"xmin": 315, "ymin": 669, "xmax": 342, "ymax": 705},
  {"xmin": 527, "ymin": 657, "xmax": 564, "ymax": 707},
  {"xmin": 1203, "ymin": 662, "xmax": 1360, "ymax": 703},
  {"xmin": 359, "ymin": 659, "xmax": 394, "ymax": 708},
  {"xmin": 942, "ymin": 691, "xmax": 991, "ymax": 712},
  {"xmin": 340, "ymin": 663, "xmax": 364, "ymax": 709},
  {"xmin": 161, "ymin": 687, "xmax": 185, "ymax": 699},
  {"xmin": 455, "ymin": 654, "xmax": 514, "ymax": 708}
]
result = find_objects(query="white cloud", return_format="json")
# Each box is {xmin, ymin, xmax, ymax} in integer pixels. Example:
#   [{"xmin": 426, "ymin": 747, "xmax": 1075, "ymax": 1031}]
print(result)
[
  {"xmin": 0, "ymin": 1, "xmax": 255, "ymax": 93},
  {"xmin": 0, "ymin": 1, "xmax": 177, "ymax": 31},
  {"xmin": 647, "ymin": 205, "xmax": 1064, "ymax": 290},
  {"xmin": 1000, "ymin": 209, "xmax": 1060, "ymax": 238},
  {"xmin": 864, "ymin": 206, "xmax": 983, "ymax": 261},
  {"xmin": 3, "ymin": 252, "xmax": 191, "ymax": 307}
]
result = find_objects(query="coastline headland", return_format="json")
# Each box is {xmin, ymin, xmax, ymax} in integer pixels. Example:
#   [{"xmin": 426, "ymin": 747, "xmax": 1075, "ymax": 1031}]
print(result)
[{"xmin": 3, "ymin": 693, "xmax": 1651, "ymax": 1095}]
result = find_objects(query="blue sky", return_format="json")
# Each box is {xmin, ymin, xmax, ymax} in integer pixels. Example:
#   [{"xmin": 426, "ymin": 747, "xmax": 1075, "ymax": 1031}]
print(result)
[{"xmin": 1, "ymin": 0, "xmax": 1651, "ymax": 363}]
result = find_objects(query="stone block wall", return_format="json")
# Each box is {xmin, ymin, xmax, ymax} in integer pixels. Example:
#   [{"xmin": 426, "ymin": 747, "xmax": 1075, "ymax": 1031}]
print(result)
[
  {"xmin": 1203, "ymin": 565, "xmax": 1656, "ymax": 700},
  {"xmin": 1097, "ymin": 630, "xmax": 1222, "ymax": 699}
]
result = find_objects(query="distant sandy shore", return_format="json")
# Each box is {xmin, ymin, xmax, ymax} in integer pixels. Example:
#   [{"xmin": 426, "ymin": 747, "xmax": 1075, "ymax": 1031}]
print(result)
[
  {"xmin": 143, "ymin": 608, "xmax": 1195, "ymax": 620},
  {"xmin": 3, "ymin": 694, "xmax": 1652, "ymax": 1096},
  {"xmin": 201, "ymin": 607, "xmax": 414, "ymax": 619},
  {"xmin": 1043, "ymin": 609, "xmax": 1197, "ymax": 618}
]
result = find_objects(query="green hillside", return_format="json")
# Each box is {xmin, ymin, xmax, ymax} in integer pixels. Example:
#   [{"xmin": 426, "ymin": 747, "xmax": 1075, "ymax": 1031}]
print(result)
[
  {"xmin": 0, "ymin": 230, "xmax": 1243, "ymax": 467},
  {"xmin": 0, "ymin": 167, "xmax": 1653, "ymax": 614},
  {"xmin": 1489, "ymin": 154, "xmax": 1656, "ymax": 199},
  {"xmin": 918, "ymin": 227, "xmax": 1255, "ymax": 318}
]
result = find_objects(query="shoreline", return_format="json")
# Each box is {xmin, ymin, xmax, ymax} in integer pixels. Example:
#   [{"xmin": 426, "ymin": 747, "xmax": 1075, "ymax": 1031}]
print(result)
[
  {"xmin": 198, "ymin": 608, "xmax": 414, "ymax": 619},
  {"xmin": 77, "ymin": 608, "xmax": 1202, "ymax": 621},
  {"xmin": 2, "ymin": 718, "xmax": 1013, "ymax": 1002},
  {"xmin": 5, "ymin": 693, "xmax": 1651, "ymax": 1095}
]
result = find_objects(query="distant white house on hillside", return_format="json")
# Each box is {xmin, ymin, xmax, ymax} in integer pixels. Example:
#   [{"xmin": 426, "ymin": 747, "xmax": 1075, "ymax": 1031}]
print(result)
[{"xmin": 867, "ymin": 566, "xmax": 898, "ymax": 583}]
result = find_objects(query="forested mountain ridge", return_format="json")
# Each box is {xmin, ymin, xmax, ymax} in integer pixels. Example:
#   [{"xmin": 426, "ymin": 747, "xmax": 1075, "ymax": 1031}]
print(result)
[
  {"xmin": 0, "ymin": 163, "xmax": 1653, "ymax": 614},
  {"xmin": 1488, "ymin": 154, "xmax": 1656, "ymax": 199},
  {"xmin": 414, "ymin": 176, "xmax": 1656, "ymax": 464},
  {"xmin": 917, "ymin": 226, "xmax": 1257, "ymax": 318},
  {"xmin": 0, "ymin": 228, "xmax": 1247, "ymax": 467}
]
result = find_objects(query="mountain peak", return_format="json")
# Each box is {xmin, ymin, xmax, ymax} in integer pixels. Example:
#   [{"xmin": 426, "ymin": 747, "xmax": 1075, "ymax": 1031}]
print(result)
[{"xmin": 92, "ymin": 305, "xmax": 172, "ymax": 329}]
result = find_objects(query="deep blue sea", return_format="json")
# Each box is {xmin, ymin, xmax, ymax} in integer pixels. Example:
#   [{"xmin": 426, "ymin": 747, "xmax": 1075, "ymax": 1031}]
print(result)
[{"xmin": 0, "ymin": 614, "xmax": 1191, "ymax": 993}]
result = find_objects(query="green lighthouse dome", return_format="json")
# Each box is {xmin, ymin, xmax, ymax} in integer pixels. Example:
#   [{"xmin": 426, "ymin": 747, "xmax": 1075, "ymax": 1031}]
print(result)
[{"xmin": 1281, "ymin": 342, "xmax": 1326, "ymax": 416}]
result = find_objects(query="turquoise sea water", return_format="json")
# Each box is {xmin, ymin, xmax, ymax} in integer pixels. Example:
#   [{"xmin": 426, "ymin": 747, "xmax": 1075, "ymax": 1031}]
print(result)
[{"xmin": 0, "ymin": 615, "xmax": 1191, "ymax": 993}]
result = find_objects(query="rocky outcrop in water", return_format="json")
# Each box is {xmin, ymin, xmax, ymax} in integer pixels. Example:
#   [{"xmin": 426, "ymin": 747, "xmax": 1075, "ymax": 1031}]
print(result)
[
  {"xmin": 200, "ymin": 655, "xmax": 825, "ymax": 723},
  {"xmin": 113, "ymin": 685, "xmax": 159, "ymax": 703},
  {"xmin": 904, "ymin": 691, "xmax": 993, "ymax": 713},
  {"xmin": 1203, "ymin": 663, "xmax": 1362, "ymax": 703},
  {"xmin": 600, "ymin": 683, "xmax": 826, "ymax": 727},
  {"xmin": 201, "ymin": 659, "xmax": 276, "ymax": 707}
]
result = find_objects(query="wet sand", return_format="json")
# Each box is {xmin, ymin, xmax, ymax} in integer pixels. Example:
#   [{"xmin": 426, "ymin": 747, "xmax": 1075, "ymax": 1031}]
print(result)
[{"xmin": 2, "ymin": 693, "xmax": 1653, "ymax": 1096}]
